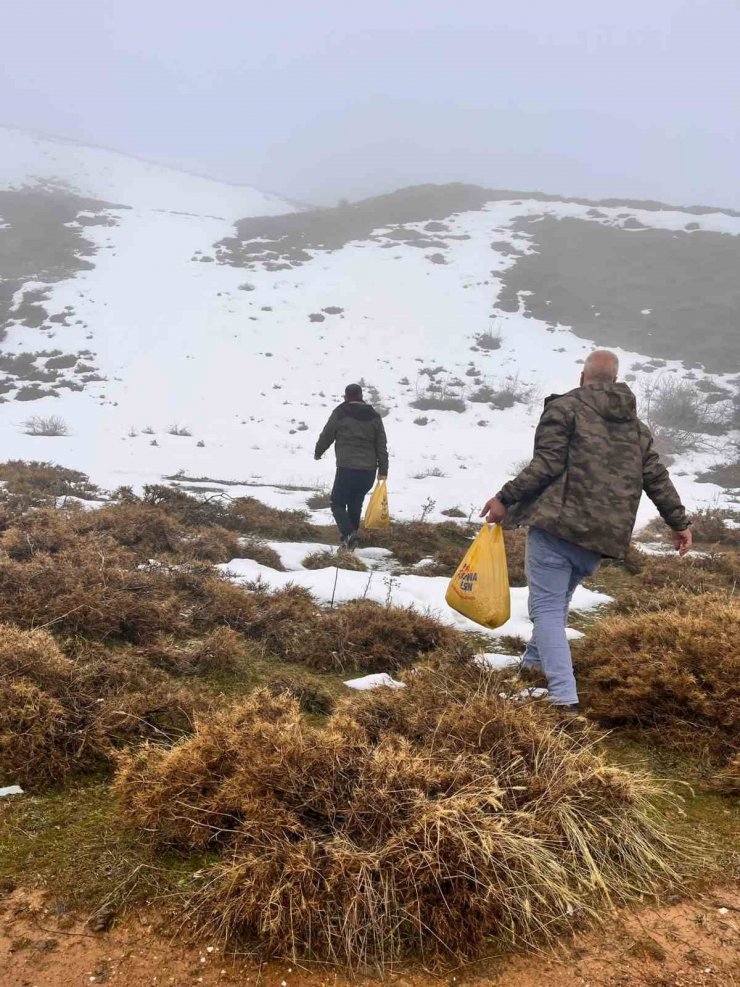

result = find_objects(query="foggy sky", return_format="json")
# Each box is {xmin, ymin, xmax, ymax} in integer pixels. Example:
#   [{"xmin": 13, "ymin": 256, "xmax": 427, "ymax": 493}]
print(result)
[{"xmin": 3, "ymin": 0, "xmax": 739, "ymax": 209}]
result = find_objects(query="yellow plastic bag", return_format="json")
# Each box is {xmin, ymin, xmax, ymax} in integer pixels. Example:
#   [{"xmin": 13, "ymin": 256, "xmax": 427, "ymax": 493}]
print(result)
[
  {"xmin": 363, "ymin": 479, "xmax": 390, "ymax": 530},
  {"xmin": 445, "ymin": 524, "xmax": 510, "ymax": 629}
]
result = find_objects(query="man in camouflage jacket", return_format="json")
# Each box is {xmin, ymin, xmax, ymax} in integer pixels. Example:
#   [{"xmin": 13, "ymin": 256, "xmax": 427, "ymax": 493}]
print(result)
[{"xmin": 482, "ymin": 351, "xmax": 691, "ymax": 711}]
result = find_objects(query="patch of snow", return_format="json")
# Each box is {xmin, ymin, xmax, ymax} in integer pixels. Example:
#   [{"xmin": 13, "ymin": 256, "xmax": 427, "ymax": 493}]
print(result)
[
  {"xmin": 344, "ymin": 673, "xmax": 405, "ymax": 691},
  {"xmin": 0, "ymin": 127, "xmax": 293, "ymax": 220},
  {"xmin": 219, "ymin": 557, "xmax": 610, "ymax": 639},
  {"xmin": 500, "ymin": 687, "xmax": 548, "ymax": 700},
  {"xmin": 263, "ymin": 541, "xmax": 395, "ymax": 572},
  {"xmin": 475, "ymin": 653, "xmax": 520, "ymax": 670},
  {"xmin": 0, "ymin": 785, "xmax": 23, "ymax": 798}
]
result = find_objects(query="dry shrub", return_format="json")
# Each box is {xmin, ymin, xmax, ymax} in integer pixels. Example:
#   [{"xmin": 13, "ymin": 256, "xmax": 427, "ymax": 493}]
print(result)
[
  {"xmin": 709, "ymin": 755, "xmax": 740, "ymax": 795},
  {"xmin": 0, "ymin": 499, "xmax": 458, "ymax": 675},
  {"xmin": 236, "ymin": 538, "xmax": 283, "ymax": 570},
  {"xmin": 364, "ymin": 519, "xmax": 474, "ymax": 565},
  {"xmin": 82, "ymin": 502, "xmax": 183, "ymax": 555},
  {"xmin": 94, "ymin": 686, "xmax": 195, "ymax": 748},
  {"xmin": 189, "ymin": 627, "xmax": 245, "ymax": 674},
  {"xmin": 640, "ymin": 507, "xmax": 740, "ymax": 548},
  {"xmin": 0, "ymin": 625, "xmax": 101, "ymax": 786},
  {"xmin": 191, "ymin": 581, "xmax": 455, "ymax": 674},
  {"xmin": 82, "ymin": 503, "xmax": 247, "ymax": 564},
  {"xmin": 0, "ymin": 507, "xmax": 82, "ymax": 560},
  {"xmin": 229, "ymin": 497, "xmax": 319, "ymax": 541},
  {"xmin": 688, "ymin": 507, "xmax": 740, "ymax": 547},
  {"xmin": 503, "ymin": 526, "xmax": 526, "ymax": 585},
  {"xmin": 316, "ymin": 600, "xmax": 455, "ymax": 673},
  {"xmin": 302, "ymin": 549, "xmax": 367, "ymax": 572},
  {"xmin": 0, "ymin": 540, "xmax": 188, "ymax": 642},
  {"xmin": 0, "ymin": 679, "xmax": 90, "ymax": 787},
  {"xmin": 145, "ymin": 627, "xmax": 245, "ymax": 676},
  {"xmin": 115, "ymin": 671, "xmax": 685, "ymax": 966},
  {"xmin": 575, "ymin": 597, "xmax": 739, "ymax": 755},
  {"xmin": 267, "ymin": 670, "xmax": 336, "ymax": 715},
  {"xmin": 0, "ymin": 622, "xmax": 74, "ymax": 690},
  {"xmin": 606, "ymin": 550, "xmax": 738, "ymax": 613},
  {"xmin": 0, "ymin": 495, "xmax": 282, "ymax": 568},
  {"xmin": 0, "ymin": 625, "xmax": 199, "ymax": 789},
  {"xmin": 0, "ymin": 460, "xmax": 100, "ymax": 511},
  {"xmin": 178, "ymin": 527, "xmax": 242, "ymax": 563}
]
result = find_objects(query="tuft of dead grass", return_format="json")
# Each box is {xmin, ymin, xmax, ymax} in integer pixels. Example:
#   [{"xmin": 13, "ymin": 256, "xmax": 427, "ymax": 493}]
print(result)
[
  {"xmin": 115, "ymin": 668, "xmax": 688, "ymax": 967},
  {"xmin": 302, "ymin": 548, "xmax": 367, "ymax": 571},
  {"xmin": 0, "ymin": 624, "xmax": 199, "ymax": 789},
  {"xmin": 266, "ymin": 670, "xmax": 337, "ymax": 715},
  {"xmin": 229, "ymin": 496, "xmax": 320, "ymax": 541},
  {"xmin": 575, "ymin": 597, "xmax": 739, "ymax": 760},
  {"xmin": 362, "ymin": 519, "xmax": 474, "ymax": 565},
  {"xmin": 709, "ymin": 755, "xmax": 740, "ymax": 795},
  {"xmin": 0, "ymin": 460, "xmax": 100, "ymax": 512}
]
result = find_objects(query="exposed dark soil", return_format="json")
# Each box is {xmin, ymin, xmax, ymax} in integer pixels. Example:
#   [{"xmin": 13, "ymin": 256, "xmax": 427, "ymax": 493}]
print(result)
[{"xmin": 496, "ymin": 215, "xmax": 740, "ymax": 373}]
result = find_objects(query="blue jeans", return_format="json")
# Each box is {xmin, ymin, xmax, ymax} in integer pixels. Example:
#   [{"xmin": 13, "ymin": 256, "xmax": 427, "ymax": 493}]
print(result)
[
  {"xmin": 522, "ymin": 527, "xmax": 601, "ymax": 706},
  {"xmin": 331, "ymin": 467, "xmax": 376, "ymax": 538}
]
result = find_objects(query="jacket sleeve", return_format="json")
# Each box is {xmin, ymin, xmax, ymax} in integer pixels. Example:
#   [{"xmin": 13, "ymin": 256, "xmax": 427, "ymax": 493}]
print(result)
[
  {"xmin": 314, "ymin": 411, "xmax": 338, "ymax": 459},
  {"xmin": 639, "ymin": 422, "xmax": 689, "ymax": 530},
  {"xmin": 497, "ymin": 401, "xmax": 573, "ymax": 507},
  {"xmin": 375, "ymin": 418, "xmax": 389, "ymax": 475}
]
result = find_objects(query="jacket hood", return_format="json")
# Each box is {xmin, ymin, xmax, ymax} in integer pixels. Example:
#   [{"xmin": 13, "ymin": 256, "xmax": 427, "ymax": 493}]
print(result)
[
  {"xmin": 338, "ymin": 401, "xmax": 379, "ymax": 422},
  {"xmin": 573, "ymin": 382, "xmax": 637, "ymax": 422}
]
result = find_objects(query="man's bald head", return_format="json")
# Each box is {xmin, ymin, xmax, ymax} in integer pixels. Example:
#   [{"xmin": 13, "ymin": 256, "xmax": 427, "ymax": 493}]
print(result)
[{"xmin": 582, "ymin": 350, "xmax": 619, "ymax": 385}]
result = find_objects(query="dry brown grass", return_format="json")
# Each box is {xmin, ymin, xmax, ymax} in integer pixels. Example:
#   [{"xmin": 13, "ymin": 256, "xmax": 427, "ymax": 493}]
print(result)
[
  {"xmin": 115, "ymin": 668, "xmax": 687, "ymax": 967},
  {"xmin": 229, "ymin": 496, "xmax": 320, "ymax": 541},
  {"xmin": 0, "ymin": 540, "xmax": 190, "ymax": 642},
  {"xmin": 0, "ymin": 499, "xmax": 281, "ymax": 569},
  {"xmin": 575, "ymin": 597, "xmax": 739, "ymax": 761},
  {"xmin": 0, "ymin": 624, "xmax": 198, "ymax": 790},
  {"xmin": 302, "ymin": 548, "xmax": 367, "ymax": 571},
  {"xmin": 190, "ymin": 581, "xmax": 456, "ymax": 673},
  {"xmin": 361, "ymin": 519, "xmax": 474, "ymax": 565},
  {"xmin": 640, "ymin": 507, "xmax": 740, "ymax": 548},
  {"xmin": 235, "ymin": 538, "xmax": 284, "ymax": 569},
  {"xmin": 143, "ymin": 627, "xmax": 247, "ymax": 676},
  {"xmin": 598, "ymin": 548, "xmax": 738, "ymax": 615},
  {"xmin": 266, "ymin": 670, "xmax": 337, "ymax": 715},
  {"xmin": 0, "ymin": 460, "xmax": 100, "ymax": 512},
  {"xmin": 709, "ymin": 755, "xmax": 740, "ymax": 795}
]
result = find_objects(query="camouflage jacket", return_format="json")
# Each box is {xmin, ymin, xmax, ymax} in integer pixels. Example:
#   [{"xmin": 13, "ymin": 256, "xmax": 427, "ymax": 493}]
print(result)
[
  {"xmin": 315, "ymin": 401, "xmax": 389, "ymax": 475},
  {"xmin": 497, "ymin": 383, "xmax": 689, "ymax": 558}
]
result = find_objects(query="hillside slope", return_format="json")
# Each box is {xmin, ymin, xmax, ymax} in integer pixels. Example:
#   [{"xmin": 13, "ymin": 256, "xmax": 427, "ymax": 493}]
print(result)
[
  {"xmin": 0, "ymin": 134, "xmax": 737, "ymax": 524},
  {"xmin": 0, "ymin": 127, "xmax": 292, "ymax": 219}
]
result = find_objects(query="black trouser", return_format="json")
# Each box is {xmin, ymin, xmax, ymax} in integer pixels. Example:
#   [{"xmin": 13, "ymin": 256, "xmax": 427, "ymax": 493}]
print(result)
[{"xmin": 331, "ymin": 467, "xmax": 376, "ymax": 538}]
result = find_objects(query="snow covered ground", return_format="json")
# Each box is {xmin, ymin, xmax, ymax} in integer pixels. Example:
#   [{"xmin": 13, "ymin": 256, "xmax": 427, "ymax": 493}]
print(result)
[
  {"xmin": 0, "ymin": 127, "xmax": 292, "ymax": 220},
  {"xmin": 0, "ymin": 127, "xmax": 736, "ymax": 528},
  {"xmin": 218, "ymin": 551, "xmax": 610, "ymax": 640}
]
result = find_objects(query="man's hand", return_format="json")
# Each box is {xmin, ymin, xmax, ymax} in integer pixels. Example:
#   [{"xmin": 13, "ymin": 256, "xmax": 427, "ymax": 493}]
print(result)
[
  {"xmin": 673, "ymin": 528, "xmax": 692, "ymax": 557},
  {"xmin": 378, "ymin": 474, "xmax": 387, "ymax": 482},
  {"xmin": 481, "ymin": 496, "xmax": 507, "ymax": 524}
]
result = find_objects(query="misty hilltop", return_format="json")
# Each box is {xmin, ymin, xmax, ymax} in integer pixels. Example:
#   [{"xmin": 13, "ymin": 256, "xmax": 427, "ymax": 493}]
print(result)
[{"xmin": 0, "ymin": 126, "xmax": 737, "ymax": 520}]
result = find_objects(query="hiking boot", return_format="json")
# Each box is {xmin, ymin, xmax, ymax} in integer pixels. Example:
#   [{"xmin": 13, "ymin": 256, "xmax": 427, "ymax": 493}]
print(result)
[{"xmin": 346, "ymin": 531, "xmax": 359, "ymax": 552}]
